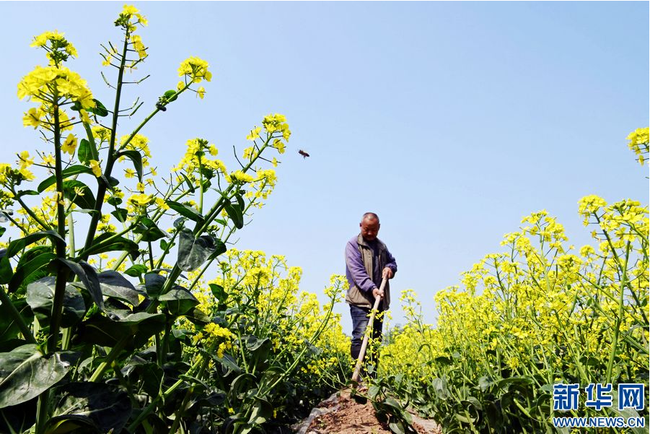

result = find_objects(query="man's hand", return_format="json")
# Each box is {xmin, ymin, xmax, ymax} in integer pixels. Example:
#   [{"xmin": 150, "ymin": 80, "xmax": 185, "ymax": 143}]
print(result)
[
  {"xmin": 372, "ymin": 287, "xmax": 384, "ymax": 299},
  {"xmin": 382, "ymin": 267, "xmax": 394, "ymax": 279}
]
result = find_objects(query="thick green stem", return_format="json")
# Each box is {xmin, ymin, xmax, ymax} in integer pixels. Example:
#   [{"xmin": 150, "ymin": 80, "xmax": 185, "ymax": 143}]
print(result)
[
  {"xmin": 48, "ymin": 103, "xmax": 70, "ymax": 354},
  {"xmin": 35, "ymin": 391, "xmax": 50, "ymax": 434},
  {"xmin": 37, "ymin": 101, "xmax": 69, "ymax": 434},
  {"xmin": 81, "ymin": 50, "xmax": 126, "ymax": 259},
  {"xmin": 67, "ymin": 204, "xmax": 76, "ymax": 257},
  {"xmin": 605, "ymin": 241, "xmax": 631, "ymax": 383},
  {"xmin": 89, "ymin": 337, "xmax": 128, "ymax": 382}
]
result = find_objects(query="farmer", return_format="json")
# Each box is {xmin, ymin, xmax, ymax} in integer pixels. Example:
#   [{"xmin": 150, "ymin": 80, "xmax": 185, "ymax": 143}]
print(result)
[{"xmin": 345, "ymin": 212, "xmax": 397, "ymax": 378}]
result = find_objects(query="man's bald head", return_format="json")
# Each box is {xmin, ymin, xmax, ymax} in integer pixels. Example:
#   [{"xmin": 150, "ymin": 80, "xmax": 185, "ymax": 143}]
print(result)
[
  {"xmin": 360, "ymin": 212, "xmax": 380, "ymax": 241},
  {"xmin": 361, "ymin": 212, "xmax": 380, "ymax": 224}
]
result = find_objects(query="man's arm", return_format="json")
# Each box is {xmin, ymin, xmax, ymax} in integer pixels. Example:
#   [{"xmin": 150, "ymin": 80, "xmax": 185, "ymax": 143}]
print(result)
[
  {"xmin": 345, "ymin": 240, "xmax": 376, "ymax": 293},
  {"xmin": 382, "ymin": 247, "xmax": 397, "ymax": 279}
]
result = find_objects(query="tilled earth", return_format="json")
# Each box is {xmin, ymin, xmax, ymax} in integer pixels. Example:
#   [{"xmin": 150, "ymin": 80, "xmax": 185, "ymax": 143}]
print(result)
[{"xmin": 292, "ymin": 389, "xmax": 442, "ymax": 434}]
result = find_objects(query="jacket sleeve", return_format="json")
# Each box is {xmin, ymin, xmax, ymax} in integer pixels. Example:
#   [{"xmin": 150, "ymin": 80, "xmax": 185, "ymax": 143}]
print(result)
[
  {"xmin": 384, "ymin": 247, "xmax": 397, "ymax": 276},
  {"xmin": 345, "ymin": 240, "xmax": 376, "ymax": 293}
]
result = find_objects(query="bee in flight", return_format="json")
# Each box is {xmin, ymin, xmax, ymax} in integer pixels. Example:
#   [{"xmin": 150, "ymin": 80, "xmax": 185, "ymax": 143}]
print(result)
[{"xmin": 298, "ymin": 150, "xmax": 310, "ymax": 159}]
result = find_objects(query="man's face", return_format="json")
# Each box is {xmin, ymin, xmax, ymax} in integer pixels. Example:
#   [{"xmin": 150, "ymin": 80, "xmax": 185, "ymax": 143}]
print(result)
[{"xmin": 360, "ymin": 218, "xmax": 380, "ymax": 242}]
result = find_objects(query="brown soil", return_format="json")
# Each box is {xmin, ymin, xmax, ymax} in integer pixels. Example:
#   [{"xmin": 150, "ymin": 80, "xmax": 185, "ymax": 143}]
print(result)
[{"xmin": 292, "ymin": 388, "xmax": 442, "ymax": 434}]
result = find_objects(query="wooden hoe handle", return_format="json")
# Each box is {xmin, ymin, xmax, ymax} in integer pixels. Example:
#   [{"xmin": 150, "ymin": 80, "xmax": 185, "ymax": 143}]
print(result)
[{"xmin": 351, "ymin": 277, "xmax": 387, "ymax": 383}]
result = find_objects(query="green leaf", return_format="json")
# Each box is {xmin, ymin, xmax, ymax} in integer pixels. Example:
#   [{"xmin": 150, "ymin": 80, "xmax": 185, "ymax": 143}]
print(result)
[
  {"xmin": 133, "ymin": 217, "xmax": 167, "ymax": 242},
  {"xmin": 44, "ymin": 416, "xmax": 95, "ymax": 433},
  {"xmin": 243, "ymin": 335, "xmax": 270, "ymax": 353},
  {"xmin": 6, "ymin": 231, "xmax": 65, "ymax": 258},
  {"xmin": 99, "ymin": 175, "xmax": 119, "ymax": 189},
  {"xmin": 0, "ymin": 255, "xmax": 12, "ymax": 285},
  {"xmin": 184, "ymin": 307, "xmax": 210, "ymax": 326},
  {"xmin": 77, "ymin": 138, "xmax": 99, "ymax": 165},
  {"xmin": 207, "ymin": 238, "xmax": 227, "ymax": 261},
  {"xmin": 16, "ymin": 246, "xmax": 51, "ymax": 269},
  {"xmin": 107, "ymin": 195, "xmax": 122, "ymax": 206},
  {"xmin": 87, "ymin": 99, "xmax": 108, "ymax": 117},
  {"xmin": 0, "ymin": 297, "xmax": 32, "ymax": 344},
  {"xmin": 177, "ymin": 230, "xmax": 216, "ymax": 272},
  {"xmin": 78, "ymin": 312, "xmax": 165, "ymax": 347},
  {"xmin": 51, "ymin": 259, "xmax": 103, "ymax": 310},
  {"xmin": 224, "ymin": 201, "xmax": 244, "ymax": 229},
  {"xmin": 243, "ymin": 336, "xmax": 271, "ymax": 370},
  {"xmin": 124, "ymin": 361, "xmax": 163, "ymax": 398},
  {"xmin": 124, "ymin": 264, "xmax": 148, "ymax": 278},
  {"xmin": 247, "ymin": 398, "xmax": 272, "ymax": 426},
  {"xmin": 181, "ymin": 173, "xmax": 196, "ymax": 193},
  {"xmin": 230, "ymin": 373, "xmax": 256, "ymax": 399},
  {"xmin": 368, "ymin": 385, "xmax": 381, "ymax": 400},
  {"xmin": 80, "ymin": 232, "xmax": 139, "ymax": 260},
  {"xmin": 235, "ymin": 193, "xmax": 245, "ymax": 211},
  {"xmin": 213, "ymin": 353, "xmax": 242, "ymax": 376},
  {"xmin": 144, "ymin": 273, "xmax": 165, "ymax": 299},
  {"xmin": 37, "ymin": 165, "xmax": 94, "ymax": 193},
  {"xmin": 166, "ymin": 200, "xmax": 204, "ymax": 224},
  {"xmin": 116, "ymin": 150, "xmax": 143, "ymax": 181},
  {"xmin": 111, "ymin": 208, "xmax": 128, "ymax": 223},
  {"xmin": 15, "ymin": 190, "xmax": 39, "ymax": 199},
  {"xmin": 9, "ymin": 250, "xmax": 56, "ymax": 293},
  {"xmin": 26, "ymin": 277, "xmax": 86, "ymax": 328},
  {"xmin": 48, "ymin": 382, "xmax": 131, "ymax": 433},
  {"xmin": 209, "ymin": 283, "xmax": 227, "ymax": 303},
  {"xmin": 0, "ymin": 345, "xmax": 71, "ymax": 408},
  {"xmin": 159, "ymin": 286, "xmax": 198, "ymax": 316},
  {"xmin": 389, "ymin": 421, "xmax": 406, "ymax": 434},
  {"xmin": 495, "ymin": 376, "xmax": 534, "ymax": 392},
  {"xmin": 98, "ymin": 270, "xmax": 143, "ymax": 307},
  {"xmin": 62, "ymin": 180, "xmax": 96, "ymax": 210},
  {"xmin": 431, "ymin": 377, "xmax": 450, "ymax": 400}
]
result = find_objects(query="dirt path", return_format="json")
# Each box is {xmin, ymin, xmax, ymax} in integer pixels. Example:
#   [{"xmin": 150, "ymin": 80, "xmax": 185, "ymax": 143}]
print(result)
[{"xmin": 292, "ymin": 389, "xmax": 442, "ymax": 434}]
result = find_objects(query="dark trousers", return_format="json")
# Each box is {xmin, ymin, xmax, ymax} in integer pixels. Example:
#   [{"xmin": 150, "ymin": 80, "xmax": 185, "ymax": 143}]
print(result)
[{"xmin": 350, "ymin": 304, "xmax": 384, "ymax": 378}]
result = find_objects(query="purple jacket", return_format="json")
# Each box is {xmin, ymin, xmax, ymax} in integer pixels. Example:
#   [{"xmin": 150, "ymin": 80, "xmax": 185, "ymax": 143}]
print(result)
[{"xmin": 345, "ymin": 234, "xmax": 397, "ymax": 308}]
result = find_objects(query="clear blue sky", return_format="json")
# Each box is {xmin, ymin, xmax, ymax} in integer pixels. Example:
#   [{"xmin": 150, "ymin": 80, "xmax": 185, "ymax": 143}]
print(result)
[{"xmin": 1, "ymin": 2, "xmax": 648, "ymax": 334}]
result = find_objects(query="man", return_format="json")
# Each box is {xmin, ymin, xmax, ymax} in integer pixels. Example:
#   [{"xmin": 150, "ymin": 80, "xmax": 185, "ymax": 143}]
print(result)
[{"xmin": 345, "ymin": 212, "xmax": 397, "ymax": 377}]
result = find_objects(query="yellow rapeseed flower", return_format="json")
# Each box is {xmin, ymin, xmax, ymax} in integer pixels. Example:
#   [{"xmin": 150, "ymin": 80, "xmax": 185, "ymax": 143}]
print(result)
[
  {"xmin": 61, "ymin": 134, "xmax": 78, "ymax": 155},
  {"xmin": 88, "ymin": 160, "xmax": 102, "ymax": 177}
]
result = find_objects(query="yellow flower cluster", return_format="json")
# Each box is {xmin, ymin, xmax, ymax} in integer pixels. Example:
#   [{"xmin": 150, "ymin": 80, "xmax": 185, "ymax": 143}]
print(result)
[
  {"xmin": 381, "ymin": 198, "xmax": 648, "ymax": 409},
  {"xmin": 116, "ymin": 4, "xmax": 148, "ymax": 33},
  {"xmin": 18, "ymin": 65, "xmax": 95, "ymax": 117},
  {"xmin": 262, "ymin": 113, "xmax": 291, "ymax": 141},
  {"xmin": 30, "ymin": 31, "xmax": 77, "ymax": 66},
  {"xmin": 178, "ymin": 57, "xmax": 212, "ymax": 85},
  {"xmin": 627, "ymin": 127, "xmax": 649, "ymax": 166},
  {"xmin": 226, "ymin": 170, "xmax": 255, "ymax": 184},
  {"xmin": 172, "ymin": 138, "xmax": 227, "ymax": 183},
  {"xmin": 191, "ymin": 249, "xmax": 350, "ymax": 380},
  {"xmin": 192, "ymin": 323, "xmax": 234, "ymax": 358},
  {"xmin": 128, "ymin": 193, "xmax": 153, "ymax": 207}
]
